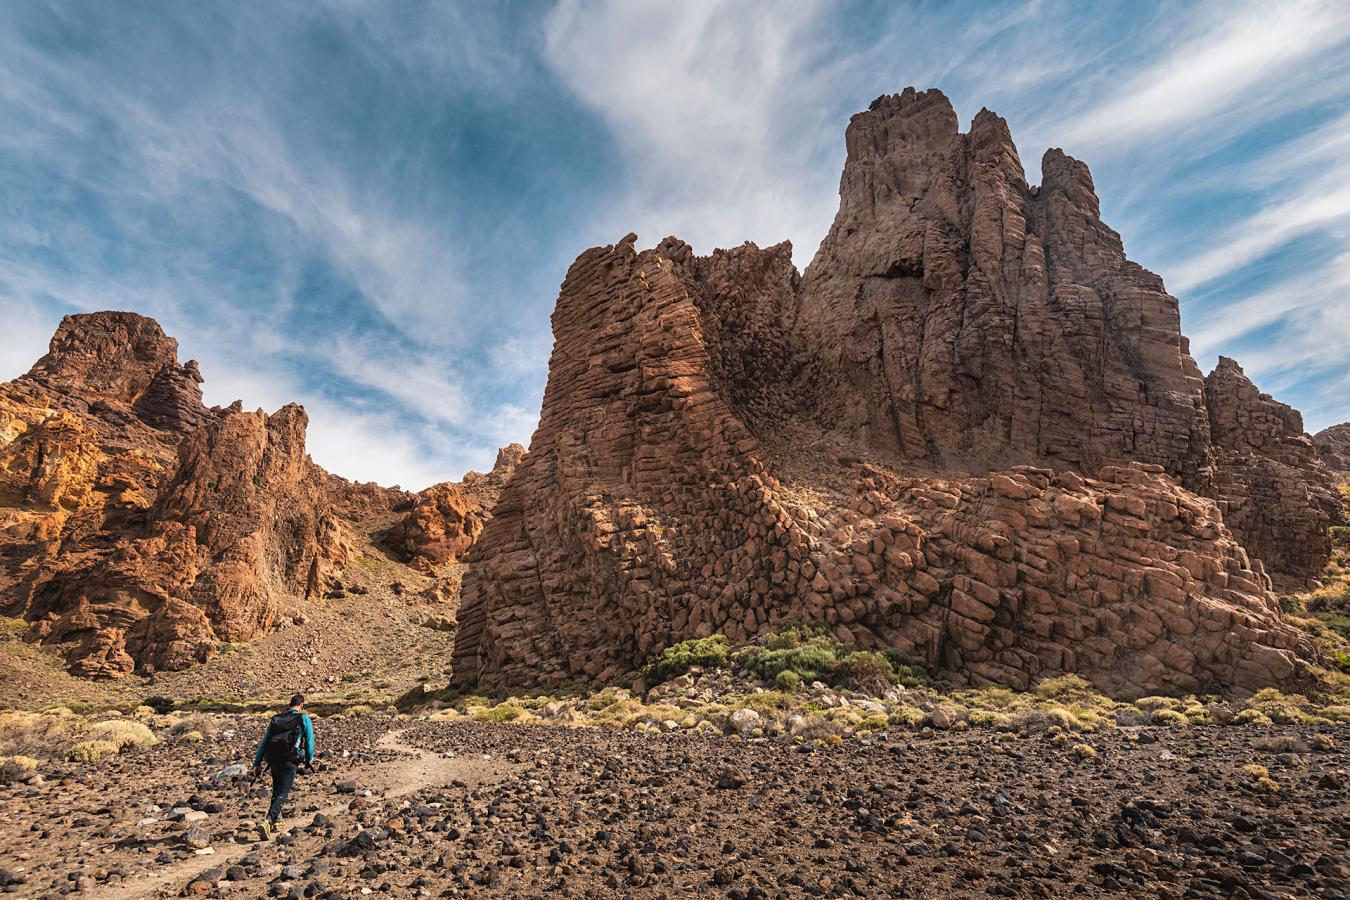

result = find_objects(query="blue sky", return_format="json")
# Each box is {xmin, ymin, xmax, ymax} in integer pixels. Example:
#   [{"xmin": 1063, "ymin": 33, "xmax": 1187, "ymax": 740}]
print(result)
[{"xmin": 3, "ymin": 0, "xmax": 1348, "ymax": 489}]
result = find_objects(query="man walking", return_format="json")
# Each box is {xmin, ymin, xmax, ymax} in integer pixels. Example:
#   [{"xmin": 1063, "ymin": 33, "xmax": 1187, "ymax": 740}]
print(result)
[{"xmin": 251, "ymin": 693, "xmax": 315, "ymax": 836}]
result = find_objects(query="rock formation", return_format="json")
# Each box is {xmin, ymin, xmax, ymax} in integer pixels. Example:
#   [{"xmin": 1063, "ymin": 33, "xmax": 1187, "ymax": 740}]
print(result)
[
  {"xmin": 1, "ymin": 313, "xmax": 357, "ymax": 676},
  {"xmin": 381, "ymin": 444, "xmax": 524, "ymax": 572},
  {"xmin": 454, "ymin": 88, "xmax": 1334, "ymax": 695},
  {"xmin": 792, "ymin": 93, "xmax": 1213, "ymax": 487},
  {"xmin": 1314, "ymin": 422, "xmax": 1350, "ymax": 473},
  {"xmin": 1204, "ymin": 358, "xmax": 1344, "ymax": 587},
  {"xmin": 15, "ymin": 405, "xmax": 345, "ymax": 676}
]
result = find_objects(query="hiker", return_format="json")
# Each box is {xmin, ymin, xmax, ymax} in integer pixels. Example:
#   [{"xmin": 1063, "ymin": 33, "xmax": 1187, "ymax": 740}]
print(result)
[{"xmin": 251, "ymin": 693, "xmax": 315, "ymax": 835}]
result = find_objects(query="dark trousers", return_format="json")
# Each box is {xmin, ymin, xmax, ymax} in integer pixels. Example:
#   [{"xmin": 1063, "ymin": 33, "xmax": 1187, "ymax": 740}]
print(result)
[{"xmin": 266, "ymin": 760, "xmax": 297, "ymax": 823}]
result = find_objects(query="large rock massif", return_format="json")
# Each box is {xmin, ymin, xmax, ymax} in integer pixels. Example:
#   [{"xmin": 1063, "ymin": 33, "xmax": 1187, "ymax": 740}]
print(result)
[
  {"xmin": 0, "ymin": 312, "xmax": 523, "ymax": 678},
  {"xmin": 0, "ymin": 314, "xmax": 401, "ymax": 677},
  {"xmin": 454, "ymin": 88, "xmax": 1339, "ymax": 695}
]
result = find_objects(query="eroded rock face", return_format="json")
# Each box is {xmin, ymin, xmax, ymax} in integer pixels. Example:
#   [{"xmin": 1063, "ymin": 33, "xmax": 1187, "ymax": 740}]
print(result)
[
  {"xmin": 454, "ymin": 90, "xmax": 1332, "ymax": 695},
  {"xmin": 0, "ymin": 313, "xmax": 350, "ymax": 676},
  {"xmin": 1204, "ymin": 358, "xmax": 1344, "ymax": 587},
  {"xmin": 1315, "ymin": 423, "xmax": 1350, "ymax": 473},
  {"xmin": 792, "ymin": 90, "xmax": 1214, "ymax": 486},
  {"xmin": 16, "ymin": 406, "xmax": 344, "ymax": 676},
  {"xmin": 381, "ymin": 444, "xmax": 524, "ymax": 572}
]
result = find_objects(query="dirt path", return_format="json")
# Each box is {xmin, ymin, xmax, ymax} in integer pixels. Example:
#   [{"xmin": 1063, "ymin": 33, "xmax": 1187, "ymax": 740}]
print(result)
[{"xmin": 98, "ymin": 730, "xmax": 509, "ymax": 900}]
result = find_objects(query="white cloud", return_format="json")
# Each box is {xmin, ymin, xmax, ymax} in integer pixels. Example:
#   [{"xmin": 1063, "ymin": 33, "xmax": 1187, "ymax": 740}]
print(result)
[
  {"xmin": 1044, "ymin": 0, "xmax": 1350, "ymax": 153},
  {"xmin": 324, "ymin": 338, "xmax": 470, "ymax": 428},
  {"xmin": 542, "ymin": 0, "xmax": 843, "ymax": 264}
]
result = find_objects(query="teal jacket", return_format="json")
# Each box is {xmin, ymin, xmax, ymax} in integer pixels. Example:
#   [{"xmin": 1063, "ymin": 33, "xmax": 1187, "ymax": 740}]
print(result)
[{"xmin": 253, "ymin": 709, "xmax": 315, "ymax": 767}]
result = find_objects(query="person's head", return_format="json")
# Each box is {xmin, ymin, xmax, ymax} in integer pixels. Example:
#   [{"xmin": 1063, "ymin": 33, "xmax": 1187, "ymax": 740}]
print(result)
[{"xmin": 288, "ymin": 693, "xmax": 304, "ymax": 711}]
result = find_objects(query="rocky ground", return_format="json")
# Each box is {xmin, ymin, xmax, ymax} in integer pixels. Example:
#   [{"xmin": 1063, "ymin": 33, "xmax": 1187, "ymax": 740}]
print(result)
[{"xmin": 0, "ymin": 714, "xmax": 1347, "ymax": 898}]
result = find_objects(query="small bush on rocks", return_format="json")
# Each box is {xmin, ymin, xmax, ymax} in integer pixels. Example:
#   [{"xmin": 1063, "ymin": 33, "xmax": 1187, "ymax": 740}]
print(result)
[
  {"xmin": 835, "ymin": 651, "xmax": 896, "ymax": 693},
  {"xmin": 1135, "ymin": 696, "xmax": 1183, "ymax": 712},
  {"xmin": 0, "ymin": 710, "xmax": 82, "ymax": 760},
  {"xmin": 642, "ymin": 635, "xmax": 730, "ymax": 684},
  {"xmin": 881, "ymin": 649, "xmax": 930, "ymax": 687},
  {"xmin": 1073, "ymin": 743, "xmax": 1097, "ymax": 759},
  {"xmin": 1149, "ymin": 709, "xmax": 1188, "ymax": 727},
  {"xmin": 1034, "ymin": 675, "xmax": 1098, "ymax": 700},
  {"xmin": 472, "ymin": 703, "xmax": 526, "ymax": 724},
  {"xmin": 734, "ymin": 691, "xmax": 793, "ymax": 717},
  {"xmin": 1252, "ymin": 734, "xmax": 1307, "ymax": 753},
  {"xmin": 742, "ymin": 632, "xmax": 844, "ymax": 684},
  {"xmin": 67, "ymin": 740, "xmax": 119, "ymax": 763},
  {"xmin": 775, "ymin": 669, "xmax": 802, "ymax": 692},
  {"xmin": 1234, "ymin": 709, "xmax": 1274, "ymax": 726},
  {"xmin": 888, "ymin": 705, "xmax": 926, "ymax": 728},
  {"xmin": 85, "ymin": 720, "xmax": 157, "ymax": 750}
]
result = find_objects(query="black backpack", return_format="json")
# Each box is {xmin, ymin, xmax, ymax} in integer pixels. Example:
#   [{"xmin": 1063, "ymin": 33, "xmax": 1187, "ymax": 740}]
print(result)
[{"xmin": 264, "ymin": 711, "xmax": 303, "ymax": 766}]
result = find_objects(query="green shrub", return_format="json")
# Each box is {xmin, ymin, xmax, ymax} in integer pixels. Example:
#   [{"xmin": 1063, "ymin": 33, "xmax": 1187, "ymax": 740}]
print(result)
[
  {"xmin": 888, "ymin": 705, "xmax": 927, "ymax": 728},
  {"xmin": 836, "ymin": 651, "xmax": 896, "ymax": 692},
  {"xmin": 1149, "ymin": 708, "xmax": 1188, "ymax": 727},
  {"xmin": 775, "ymin": 669, "xmax": 802, "ymax": 692},
  {"xmin": 472, "ymin": 703, "xmax": 525, "ymax": 723},
  {"xmin": 1034, "ymin": 675, "xmax": 1099, "ymax": 700},
  {"xmin": 881, "ymin": 649, "xmax": 930, "ymax": 687},
  {"xmin": 1234, "ymin": 708, "xmax": 1273, "ymax": 726},
  {"xmin": 642, "ymin": 635, "xmax": 730, "ymax": 684},
  {"xmin": 741, "ymin": 632, "xmax": 844, "ymax": 683},
  {"xmin": 67, "ymin": 740, "xmax": 119, "ymax": 763}
]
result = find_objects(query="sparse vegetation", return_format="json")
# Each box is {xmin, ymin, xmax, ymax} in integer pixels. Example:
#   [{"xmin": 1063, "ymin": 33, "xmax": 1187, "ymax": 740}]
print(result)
[
  {"xmin": 67, "ymin": 740, "xmax": 119, "ymax": 763},
  {"xmin": 85, "ymin": 720, "xmax": 157, "ymax": 750},
  {"xmin": 641, "ymin": 635, "xmax": 730, "ymax": 683}
]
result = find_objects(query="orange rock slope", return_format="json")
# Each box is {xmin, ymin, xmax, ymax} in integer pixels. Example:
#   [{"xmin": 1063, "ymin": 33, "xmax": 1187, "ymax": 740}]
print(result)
[
  {"xmin": 1, "ymin": 314, "xmax": 348, "ymax": 676},
  {"xmin": 453, "ymin": 89, "xmax": 1338, "ymax": 695}
]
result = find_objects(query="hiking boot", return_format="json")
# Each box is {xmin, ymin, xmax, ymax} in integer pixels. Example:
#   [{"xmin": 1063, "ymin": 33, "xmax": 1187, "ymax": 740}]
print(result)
[
  {"xmin": 272, "ymin": 819, "xmax": 286, "ymax": 832},
  {"xmin": 255, "ymin": 821, "xmax": 271, "ymax": 842}
]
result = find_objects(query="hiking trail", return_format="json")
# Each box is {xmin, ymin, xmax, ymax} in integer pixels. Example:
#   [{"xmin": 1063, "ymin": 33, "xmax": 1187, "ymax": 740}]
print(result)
[{"xmin": 97, "ymin": 729, "xmax": 510, "ymax": 899}]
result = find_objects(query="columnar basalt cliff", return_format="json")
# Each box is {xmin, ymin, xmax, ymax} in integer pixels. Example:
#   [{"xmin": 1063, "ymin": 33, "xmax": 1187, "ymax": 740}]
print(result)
[
  {"xmin": 454, "ymin": 88, "xmax": 1334, "ymax": 694},
  {"xmin": 0, "ymin": 313, "xmax": 356, "ymax": 676}
]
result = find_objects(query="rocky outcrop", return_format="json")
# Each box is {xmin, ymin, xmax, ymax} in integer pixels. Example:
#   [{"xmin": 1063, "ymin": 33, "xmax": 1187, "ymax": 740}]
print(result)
[
  {"xmin": 1314, "ymin": 423, "xmax": 1350, "ymax": 473},
  {"xmin": 791, "ymin": 90, "xmax": 1214, "ymax": 487},
  {"xmin": 454, "ymin": 89, "xmax": 1332, "ymax": 695},
  {"xmin": 0, "ymin": 312, "xmax": 358, "ymax": 677},
  {"xmin": 1204, "ymin": 358, "xmax": 1344, "ymax": 587},
  {"xmin": 13, "ymin": 406, "xmax": 344, "ymax": 676},
  {"xmin": 382, "ymin": 445, "xmax": 523, "ymax": 572}
]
